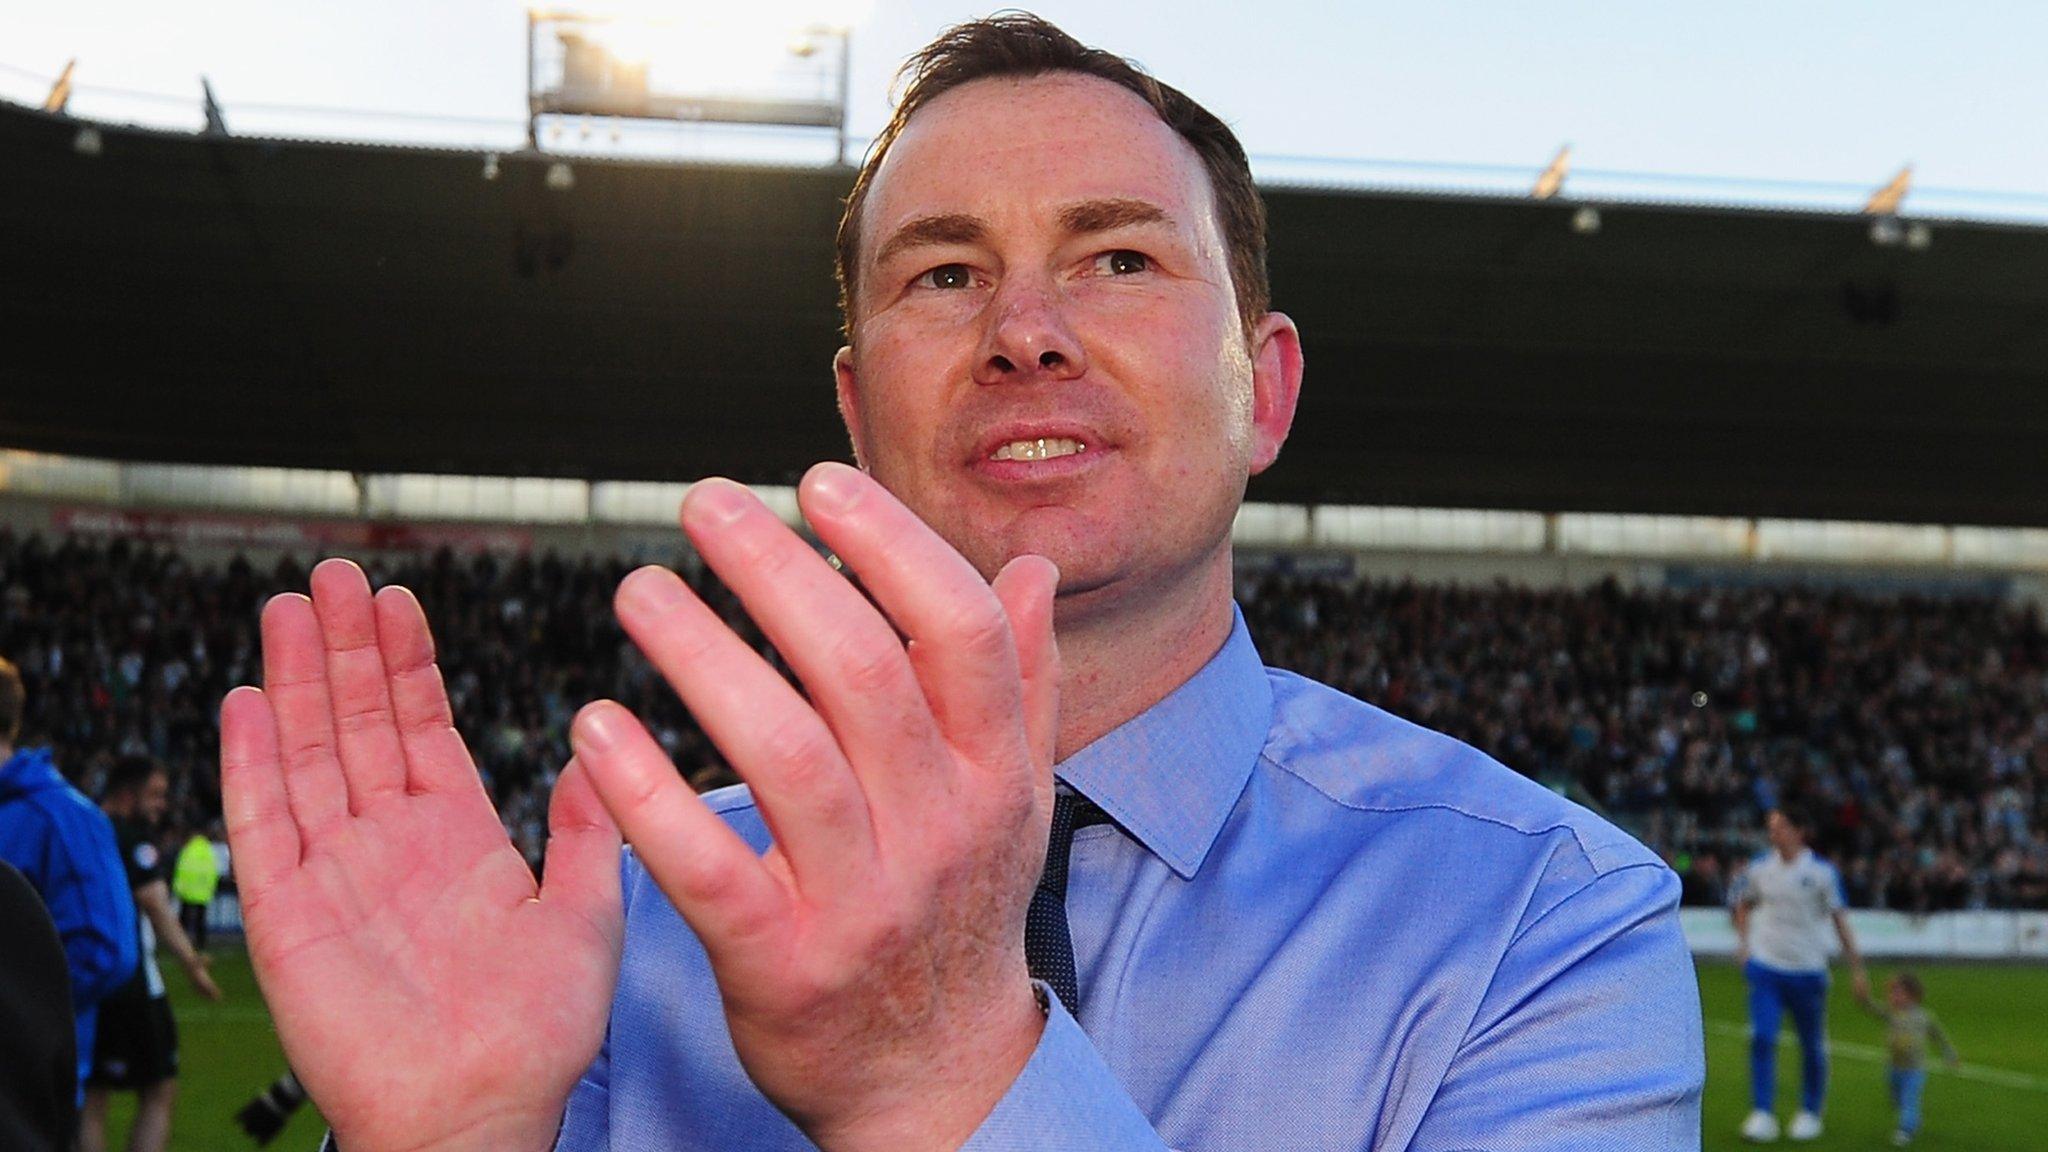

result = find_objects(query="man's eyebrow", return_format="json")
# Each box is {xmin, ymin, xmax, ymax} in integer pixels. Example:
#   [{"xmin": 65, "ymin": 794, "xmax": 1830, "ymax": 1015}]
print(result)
[
  {"xmin": 873, "ymin": 213, "xmax": 989, "ymax": 268},
  {"xmin": 1058, "ymin": 198, "xmax": 1173, "ymax": 236}
]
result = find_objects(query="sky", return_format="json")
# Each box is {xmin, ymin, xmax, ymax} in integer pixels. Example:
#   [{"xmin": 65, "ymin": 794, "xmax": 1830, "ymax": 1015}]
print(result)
[{"xmin": 4, "ymin": 0, "xmax": 2047, "ymax": 219}]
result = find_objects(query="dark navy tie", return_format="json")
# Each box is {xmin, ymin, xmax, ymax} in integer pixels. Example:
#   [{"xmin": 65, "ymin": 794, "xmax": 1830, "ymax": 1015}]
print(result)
[{"xmin": 1025, "ymin": 786, "xmax": 1112, "ymax": 1018}]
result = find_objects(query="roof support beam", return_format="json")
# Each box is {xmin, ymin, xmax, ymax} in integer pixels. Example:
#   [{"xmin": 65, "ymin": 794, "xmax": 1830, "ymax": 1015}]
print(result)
[
  {"xmin": 1864, "ymin": 164, "xmax": 1913, "ymax": 215},
  {"xmin": 1533, "ymin": 144, "xmax": 1571, "ymax": 200},
  {"xmin": 42, "ymin": 59, "xmax": 76, "ymax": 114}
]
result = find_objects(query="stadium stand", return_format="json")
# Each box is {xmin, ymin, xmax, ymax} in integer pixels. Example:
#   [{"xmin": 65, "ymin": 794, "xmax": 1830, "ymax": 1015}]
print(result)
[
  {"xmin": 5, "ymin": 85, "xmax": 2048, "ymax": 923},
  {"xmin": 7, "ymin": 96, "xmax": 2048, "ymax": 528},
  {"xmin": 3, "ymin": 525, "xmax": 2041, "ymax": 912}
]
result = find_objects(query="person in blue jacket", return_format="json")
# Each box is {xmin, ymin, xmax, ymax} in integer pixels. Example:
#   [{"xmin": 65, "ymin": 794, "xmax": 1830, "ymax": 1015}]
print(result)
[{"xmin": 0, "ymin": 655, "xmax": 138, "ymax": 1100}]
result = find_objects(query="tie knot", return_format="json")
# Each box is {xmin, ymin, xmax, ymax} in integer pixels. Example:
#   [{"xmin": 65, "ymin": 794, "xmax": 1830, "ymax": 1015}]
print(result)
[
  {"xmin": 1040, "ymin": 790, "xmax": 1080, "ymax": 895},
  {"xmin": 1043, "ymin": 788, "xmax": 1112, "ymax": 891}
]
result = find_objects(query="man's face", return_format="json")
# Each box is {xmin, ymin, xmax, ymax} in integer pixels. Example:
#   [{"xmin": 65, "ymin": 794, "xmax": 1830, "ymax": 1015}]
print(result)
[
  {"xmin": 1765, "ymin": 811, "xmax": 1804, "ymax": 857},
  {"xmin": 139, "ymin": 771, "xmax": 170, "ymax": 828},
  {"xmin": 835, "ymin": 73, "xmax": 1300, "ymax": 612}
]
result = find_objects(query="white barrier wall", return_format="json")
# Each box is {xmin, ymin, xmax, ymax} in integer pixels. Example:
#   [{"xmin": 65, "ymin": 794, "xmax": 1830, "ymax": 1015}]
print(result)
[{"xmin": 1682, "ymin": 908, "xmax": 2048, "ymax": 960}]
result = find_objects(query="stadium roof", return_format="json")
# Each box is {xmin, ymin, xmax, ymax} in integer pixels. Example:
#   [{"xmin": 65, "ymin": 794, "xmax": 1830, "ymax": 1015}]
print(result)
[{"xmin": 5, "ymin": 99, "xmax": 2047, "ymax": 527}]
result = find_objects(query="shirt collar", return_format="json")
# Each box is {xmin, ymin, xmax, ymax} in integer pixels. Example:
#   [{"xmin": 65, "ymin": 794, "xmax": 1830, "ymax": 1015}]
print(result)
[{"xmin": 1055, "ymin": 606, "xmax": 1271, "ymax": 880}]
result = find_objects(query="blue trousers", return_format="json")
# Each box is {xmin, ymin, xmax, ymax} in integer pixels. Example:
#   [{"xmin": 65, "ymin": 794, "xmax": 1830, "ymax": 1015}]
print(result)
[
  {"xmin": 1889, "ymin": 1067, "xmax": 1927, "ymax": 1135},
  {"xmin": 1746, "ymin": 959, "xmax": 1829, "ymax": 1114}
]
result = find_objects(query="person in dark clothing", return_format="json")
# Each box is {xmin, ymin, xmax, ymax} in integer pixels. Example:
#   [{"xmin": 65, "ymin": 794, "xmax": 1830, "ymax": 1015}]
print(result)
[
  {"xmin": 1, "ymin": 857, "xmax": 79, "ymax": 1152},
  {"xmin": 82, "ymin": 755, "xmax": 222, "ymax": 1152}
]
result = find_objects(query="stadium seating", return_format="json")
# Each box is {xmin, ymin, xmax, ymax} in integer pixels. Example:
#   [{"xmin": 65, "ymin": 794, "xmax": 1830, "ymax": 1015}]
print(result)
[{"xmin": 3, "ymin": 527, "xmax": 2043, "ymax": 910}]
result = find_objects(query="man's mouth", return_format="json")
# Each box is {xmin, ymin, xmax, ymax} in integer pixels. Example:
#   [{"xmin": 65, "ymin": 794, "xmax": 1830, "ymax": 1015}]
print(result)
[{"xmin": 988, "ymin": 437, "xmax": 1087, "ymax": 462}]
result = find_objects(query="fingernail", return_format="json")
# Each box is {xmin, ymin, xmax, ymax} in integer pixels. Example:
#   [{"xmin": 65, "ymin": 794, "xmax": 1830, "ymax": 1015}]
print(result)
[
  {"xmin": 618, "ymin": 566, "xmax": 685, "ymax": 612},
  {"xmin": 686, "ymin": 478, "xmax": 752, "ymax": 525},
  {"xmin": 573, "ymin": 704, "xmax": 624, "ymax": 752},
  {"xmin": 806, "ymin": 462, "xmax": 864, "ymax": 513}
]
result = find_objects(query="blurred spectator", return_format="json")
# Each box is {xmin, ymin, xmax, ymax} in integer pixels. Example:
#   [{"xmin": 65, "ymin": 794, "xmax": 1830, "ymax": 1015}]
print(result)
[
  {"xmin": 171, "ymin": 823, "xmax": 221, "ymax": 951},
  {"xmin": 0, "ymin": 651, "xmax": 138, "ymax": 1104},
  {"xmin": 82, "ymin": 755, "xmax": 222, "ymax": 1152}
]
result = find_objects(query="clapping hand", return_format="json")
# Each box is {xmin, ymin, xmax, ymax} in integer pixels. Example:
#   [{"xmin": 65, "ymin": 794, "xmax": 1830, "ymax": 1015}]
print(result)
[
  {"xmin": 567, "ymin": 463, "xmax": 1060, "ymax": 1152},
  {"xmin": 222, "ymin": 561, "xmax": 624, "ymax": 1152},
  {"xmin": 223, "ymin": 461, "xmax": 1058, "ymax": 1152}
]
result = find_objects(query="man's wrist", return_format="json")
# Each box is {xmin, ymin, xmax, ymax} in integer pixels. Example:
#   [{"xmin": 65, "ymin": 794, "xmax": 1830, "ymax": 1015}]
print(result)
[
  {"xmin": 804, "ymin": 982, "xmax": 1046, "ymax": 1152},
  {"xmin": 329, "ymin": 1108, "xmax": 562, "ymax": 1152}
]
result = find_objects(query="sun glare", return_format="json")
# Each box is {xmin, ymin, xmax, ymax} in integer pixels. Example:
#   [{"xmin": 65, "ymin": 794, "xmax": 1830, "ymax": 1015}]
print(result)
[{"xmin": 552, "ymin": 1, "xmax": 867, "ymax": 96}]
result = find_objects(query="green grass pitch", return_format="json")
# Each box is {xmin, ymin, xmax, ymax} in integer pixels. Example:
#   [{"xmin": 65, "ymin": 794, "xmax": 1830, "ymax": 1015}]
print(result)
[
  {"xmin": 112, "ymin": 950, "xmax": 2048, "ymax": 1151},
  {"xmin": 96, "ymin": 948, "xmax": 326, "ymax": 1152},
  {"xmin": 1697, "ymin": 959, "xmax": 2048, "ymax": 1151}
]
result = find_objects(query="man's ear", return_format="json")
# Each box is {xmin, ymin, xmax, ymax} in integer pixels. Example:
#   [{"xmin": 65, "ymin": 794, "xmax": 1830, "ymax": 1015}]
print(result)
[
  {"xmin": 1247, "ymin": 312, "xmax": 1304, "ymax": 475},
  {"xmin": 833, "ymin": 345, "xmax": 869, "ymax": 467}
]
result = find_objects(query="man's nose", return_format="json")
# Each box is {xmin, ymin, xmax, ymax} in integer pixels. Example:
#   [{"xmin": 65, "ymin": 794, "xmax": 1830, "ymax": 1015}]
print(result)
[{"xmin": 973, "ymin": 278, "xmax": 1087, "ymax": 385}]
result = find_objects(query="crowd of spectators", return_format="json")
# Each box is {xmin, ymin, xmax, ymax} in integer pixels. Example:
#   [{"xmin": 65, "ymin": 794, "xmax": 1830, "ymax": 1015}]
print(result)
[
  {"xmin": 3, "ymin": 526, "xmax": 2045, "ymax": 911},
  {"xmin": 1240, "ymin": 571, "xmax": 2048, "ymax": 911}
]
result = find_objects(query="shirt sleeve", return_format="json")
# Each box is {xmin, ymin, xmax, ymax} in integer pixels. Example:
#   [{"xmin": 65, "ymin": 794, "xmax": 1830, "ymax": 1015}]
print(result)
[
  {"xmin": 46, "ymin": 810, "xmax": 139, "ymax": 1006},
  {"xmin": 1927, "ymin": 1013, "xmax": 1959, "ymax": 1063},
  {"xmin": 120, "ymin": 826, "xmax": 165, "ymax": 893},
  {"xmin": 553, "ymin": 1030, "xmax": 612, "ymax": 1151},
  {"xmin": 1407, "ymin": 862, "xmax": 1705, "ymax": 1152},
  {"xmin": 960, "ymin": 987, "xmax": 1171, "ymax": 1152},
  {"xmin": 1726, "ymin": 863, "xmax": 1752, "ymax": 908}
]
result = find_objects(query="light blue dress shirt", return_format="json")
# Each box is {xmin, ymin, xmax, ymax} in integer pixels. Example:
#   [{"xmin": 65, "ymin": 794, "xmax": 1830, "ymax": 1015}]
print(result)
[{"xmin": 558, "ymin": 609, "xmax": 1705, "ymax": 1150}]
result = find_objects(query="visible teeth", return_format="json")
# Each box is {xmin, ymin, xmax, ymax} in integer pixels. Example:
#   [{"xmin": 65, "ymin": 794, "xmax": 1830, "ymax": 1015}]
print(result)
[{"xmin": 991, "ymin": 437, "xmax": 1085, "ymax": 462}]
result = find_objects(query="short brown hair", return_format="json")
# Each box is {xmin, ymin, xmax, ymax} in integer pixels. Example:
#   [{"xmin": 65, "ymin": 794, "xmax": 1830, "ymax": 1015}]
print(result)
[
  {"xmin": 835, "ymin": 12, "xmax": 1269, "ymax": 344},
  {"xmin": 0, "ymin": 656, "xmax": 22, "ymax": 744}
]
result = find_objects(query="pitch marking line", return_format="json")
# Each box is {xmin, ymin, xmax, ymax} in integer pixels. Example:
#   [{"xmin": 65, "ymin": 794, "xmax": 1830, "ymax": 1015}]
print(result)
[{"xmin": 1705, "ymin": 1020, "xmax": 2048, "ymax": 1093}]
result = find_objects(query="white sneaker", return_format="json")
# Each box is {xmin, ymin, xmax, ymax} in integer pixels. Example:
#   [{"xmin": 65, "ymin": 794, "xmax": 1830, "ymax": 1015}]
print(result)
[
  {"xmin": 1891, "ymin": 1131, "xmax": 1913, "ymax": 1147},
  {"xmin": 1741, "ymin": 1110, "xmax": 1781, "ymax": 1142},
  {"xmin": 1788, "ymin": 1111, "xmax": 1824, "ymax": 1141}
]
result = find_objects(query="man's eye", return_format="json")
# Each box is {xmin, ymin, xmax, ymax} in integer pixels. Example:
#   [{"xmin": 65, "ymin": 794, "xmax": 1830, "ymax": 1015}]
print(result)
[
  {"xmin": 917, "ymin": 264, "xmax": 974, "ymax": 290},
  {"xmin": 1094, "ymin": 250, "xmax": 1149, "ymax": 276}
]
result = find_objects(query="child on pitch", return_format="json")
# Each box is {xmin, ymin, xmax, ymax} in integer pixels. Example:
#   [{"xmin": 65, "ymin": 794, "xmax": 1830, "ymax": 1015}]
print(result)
[{"xmin": 1855, "ymin": 971, "xmax": 1960, "ymax": 1147}]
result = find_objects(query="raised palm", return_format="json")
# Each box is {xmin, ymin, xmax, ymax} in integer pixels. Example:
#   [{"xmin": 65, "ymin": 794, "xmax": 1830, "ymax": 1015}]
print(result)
[{"xmin": 221, "ymin": 560, "xmax": 622, "ymax": 1152}]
